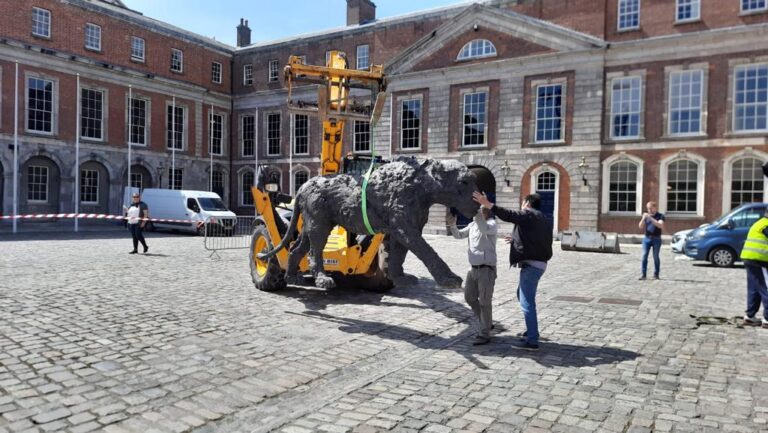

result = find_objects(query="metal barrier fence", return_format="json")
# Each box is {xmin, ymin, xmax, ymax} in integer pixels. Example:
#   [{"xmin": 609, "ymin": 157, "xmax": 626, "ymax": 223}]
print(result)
[{"xmin": 203, "ymin": 216, "xmax": 256, "ymax": 258}]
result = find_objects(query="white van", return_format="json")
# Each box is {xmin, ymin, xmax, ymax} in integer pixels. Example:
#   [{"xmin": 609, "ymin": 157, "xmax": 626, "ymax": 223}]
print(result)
[{"xmin": 123, "ymin": 188, "xmax": 237, "ymax": 235}]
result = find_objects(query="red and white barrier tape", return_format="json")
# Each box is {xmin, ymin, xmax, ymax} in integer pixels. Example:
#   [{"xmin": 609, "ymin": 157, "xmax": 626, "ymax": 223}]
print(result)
[{"xmin": 0, "ymin": 212, "xmax": 202, "ymax": 226}]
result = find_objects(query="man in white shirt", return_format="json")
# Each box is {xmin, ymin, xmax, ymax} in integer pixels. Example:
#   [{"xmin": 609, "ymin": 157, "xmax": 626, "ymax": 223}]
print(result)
[{"xmin": 447, "ymin": 205, "xmax": 498, "ymax": 345}]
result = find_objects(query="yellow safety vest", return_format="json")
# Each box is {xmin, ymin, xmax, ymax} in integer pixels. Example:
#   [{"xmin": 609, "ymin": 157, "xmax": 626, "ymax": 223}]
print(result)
[{"xmin": 741, "ymin": 216, "xmax": 768, "ymax": 263}]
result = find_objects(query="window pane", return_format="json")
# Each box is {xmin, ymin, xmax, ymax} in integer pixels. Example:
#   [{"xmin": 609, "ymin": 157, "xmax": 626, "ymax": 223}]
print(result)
[
  {"xmin": 535, "ymin": 84, "xmax": 563, "ymax": 143},
  {"xmin": 618, "ymin": 0, "xmax": 640, "ymax": 30},
  {"xmin": 462, "ymin": 92, "xmax": 486, "ymax": 147},
  {"xmin": 667, "ymin": 160, "xmax": 699, "ymax": 213},
  {"xmin": 400, "ymin": 99, "xmax": 421, "ymax": 149},
  {"xmin": 354, "ymin": 120, "xmax": 370, "ymax": 153},
  {"xmin": 734, "ymin": 64, "xmax": 768, "ymax": 132},
  {"xmin": 242, "ymin": 115, "xmax": 255, "ymax": 156},
  {"xmin": 294, "ymin": 114, "xmax": 309, "ymax": 154},
  {"xmin": 267, "ymin": 113, "xmax": 281, "ymax": 155},
  {"xmin": 611, "ymin": 76, "xmax": 642, "ymax": 138},
  {"xmin": 608, "ymin": 161, "xmax": 638, "ymax": 212},
  {"xmin": 669, "ymin": 70, "xmax": 703, "ymax": 135},
  {"xmin": 27, "ymin": 78, "xmax": 54, "ymax": 133},
  {"xmin": 81, "ymin": 89, "xmax": 103, "ymax": 140}
]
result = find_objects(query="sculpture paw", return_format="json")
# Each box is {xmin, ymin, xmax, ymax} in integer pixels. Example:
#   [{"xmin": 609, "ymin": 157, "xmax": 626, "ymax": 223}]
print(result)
[
  {"xmin": 436, "ymin": 274, "xmax": 463, "ymax": 289},
  {"xmin": 285, "ymin": 274, "xmax": 301, "ymax": 285},
  {"xmin": 392, "ymin": 274, "xmax": 419, "ymax": 288},
  {"xmin": 315, "ymin": 274, "xmax": 336, "ymax": 289}
]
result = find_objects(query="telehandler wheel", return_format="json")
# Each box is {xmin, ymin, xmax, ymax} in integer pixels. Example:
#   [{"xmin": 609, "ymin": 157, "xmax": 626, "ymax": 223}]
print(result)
[{"xmin": 250, "ymin": 224, "xmax": 287, "ymax": 292}]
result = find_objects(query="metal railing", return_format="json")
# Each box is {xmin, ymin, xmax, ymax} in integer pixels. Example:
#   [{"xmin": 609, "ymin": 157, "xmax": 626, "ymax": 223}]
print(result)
[{"xmin": 203, "ymin": 216, "xmax": 256, "ymax": 258}]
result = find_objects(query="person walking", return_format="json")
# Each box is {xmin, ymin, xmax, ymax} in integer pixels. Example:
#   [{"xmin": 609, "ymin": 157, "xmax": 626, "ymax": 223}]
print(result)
[
  {"xmin": 125, "ymin": 192, "xmax": 149, "ymax": 254},
  {"xmin": 473, "ymin": 192, "xmax": 552, "ymax": 350},
  {"xmin": 740, "ymin": 209, "xmax": 768, "ymax": 328},
  {"xmin": 447, "ymin": 207, "xmax": 498, "ymax": 345},
  {"xmin": 638, "ymin": 201, "xmax": 665, "ymax": 280}
]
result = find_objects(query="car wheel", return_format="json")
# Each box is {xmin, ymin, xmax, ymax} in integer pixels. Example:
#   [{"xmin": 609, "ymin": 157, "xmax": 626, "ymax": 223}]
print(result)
[{"xmin": 709, "ymin": 246, "xmax": 736, "ymax": 268}]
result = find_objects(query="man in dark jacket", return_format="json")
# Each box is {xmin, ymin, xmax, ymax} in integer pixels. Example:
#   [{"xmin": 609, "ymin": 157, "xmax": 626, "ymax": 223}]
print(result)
[{"xmin": 473, "ymin": 191, "xmax": 553, "ymax": 350}]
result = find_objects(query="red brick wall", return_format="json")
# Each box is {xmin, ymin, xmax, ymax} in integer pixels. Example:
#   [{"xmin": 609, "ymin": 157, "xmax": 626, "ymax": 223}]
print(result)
[
  {"xmin": 606, "ymin": 0, "xmax": 768, "ymax": 42},
  {"xmin": 598, "ymin": 145, "xmax": 768, "ymax": 234},
  {"xmin": 411, "ymin": 28, "xmax": 553, "ymax": 72},
  {"xmin": 0, "ymin": 0, "xmax": 231, "ymax": 92},
  {"xmin": 508, "ymin": 0, "xmax": 608, "ymax": 39}
]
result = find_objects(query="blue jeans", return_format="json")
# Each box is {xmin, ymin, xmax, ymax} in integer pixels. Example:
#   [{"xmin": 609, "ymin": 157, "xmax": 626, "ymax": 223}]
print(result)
[
  {"xmin": 745, "ymin": 263, "xmax": 768, "ymax": 321},
  {"xmin": 517, "ymin": 265, "xmax": 545, "ymax": 345},
  {"xmin": 641, "ymin": 237, "xmax": 661, "ymax": 277}
]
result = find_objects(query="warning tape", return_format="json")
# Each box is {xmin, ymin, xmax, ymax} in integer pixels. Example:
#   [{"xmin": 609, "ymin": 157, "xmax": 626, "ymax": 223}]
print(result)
[{"xmin": 0, "ymin": 212, "xmax": 202, "ymax": 226}]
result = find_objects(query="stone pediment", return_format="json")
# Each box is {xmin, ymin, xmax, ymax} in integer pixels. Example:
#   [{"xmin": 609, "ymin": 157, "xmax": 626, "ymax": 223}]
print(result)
[{"xmin": 386, "ymin": 3, "xmax": 605, "ymax": 75}]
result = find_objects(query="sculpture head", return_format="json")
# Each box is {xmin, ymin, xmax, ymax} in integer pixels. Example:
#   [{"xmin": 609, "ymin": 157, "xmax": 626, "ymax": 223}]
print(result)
[{"xmin": 420, "ymin": 159, "xmax": 480, "ymax": 218}]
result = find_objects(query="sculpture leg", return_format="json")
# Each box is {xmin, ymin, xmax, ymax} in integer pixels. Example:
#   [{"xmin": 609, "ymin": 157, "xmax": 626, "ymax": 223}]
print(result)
[
  {"xmin": 388, "ymin": 239, "xmax": 418, "ymax": 287},
  {"xmin": 308, "ymin": 222, "xmax": 335, "ymax": 289},
  {"xmin": 392, "ymin": 228, "xmax": 462, "ymax": 289},
  {"xmin": 286, "ymin": 230, "xmax": 310, "ymax": 285}
]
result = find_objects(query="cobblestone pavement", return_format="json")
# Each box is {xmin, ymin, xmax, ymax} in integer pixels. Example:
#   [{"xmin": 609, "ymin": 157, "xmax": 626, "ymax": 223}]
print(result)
[{"xmin": 1, "ymin": 231, "xmax": 766, "ymax": 433}]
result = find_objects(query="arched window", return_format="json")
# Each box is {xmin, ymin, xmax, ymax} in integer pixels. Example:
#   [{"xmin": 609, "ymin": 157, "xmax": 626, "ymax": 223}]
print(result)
[
  {"xmin": 294, "ymin": 170, "xmax": 309, "ymax": 195},
  {"xmin": 536, "ymin": 171, "xmax": 556, "ymax": 191},
  {"xmin": 457, "ymin": 39, "xmax": 497, "ymax": 61},
  {"xmin": 666, "ymin": 159, "xmax": 699, "ymax": 213},
  {"xmin": 730, "ymin": 157, "xmax": 764, "ymax": 209},
  {"xmin": 608, "ymin": 161, "xmax": 639, "ymax": 213},
  {"xmin": 241, "ymin": 171, "xmax": 254, "ymax": 206}
]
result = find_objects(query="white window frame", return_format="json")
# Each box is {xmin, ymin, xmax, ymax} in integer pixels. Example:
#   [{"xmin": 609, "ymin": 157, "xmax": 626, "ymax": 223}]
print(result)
[
  {"xmin": 732, "ymin": 63, "xmax": 768, "ymax": 133},
  {"xmin": 127, "ymin": 96, "xmax": 149, "ymax": 147},
  {"xmin": 658, "ymin": 152, "xmax": 706, "ymax": 217},
  {"xmin": 171, "ymin": 48, "xmax": 184, "ymax": 73},
  {"xmin": 241, "ymin": 114, "xmax": 255, "ymax": 157},
  {"xmin": 609, "ymin": 75, "xmax": 644, "ymax": 140},
  {"xmin": 356, "ymin": 45, "xmax": 370, "ymax": 70},
  {"xmin": 85, "ymin": 23, "xmax": 102, "ymax": 52},
  {"xmin": 722, "ymin": 149, "xmax": 768, "ymax": 214},
  {"xmin": 130, "ymin": 172, "xmax": 143, "ymax": 189},
  {"xmin": 27, "ymin": 165, "xmax": 49, "ymax": 203},
  {"xmin": 209, "ymin": 112, "xmax": 224, "ymax": 156},
  {"xmin": 533, "ymin": 83, "xmax": 565, "ymax": 144},
  {"xmin": 293, "ymin": 113, "xmax": 310, "ymax": 156},
  {"xmin": 675, "ymin": 0, "xmax": 700, "ymax": 23},
  {"xmin": 266, "ymin": 112, "xmax": 281, "ymax": 156},
  {"xmin": 131, "ymin": 36, "xmax": 145, "ymax": 62},
  {"xmin": 353, "ymin": 120, "xmax": 371, "ymax": 153},
  {"xmin": 212, "ymin": 62, "xmax": 222, "ymax": 84},
  {"xmin": 243, "ymin": 64, "xmax": 253, "ymax": 86},
  {"xmin": 601, "ymin": 153, "xmax": 644, "ymax": 216},
  {"xmin": 617, "ymin": 0, "xmax": 641, "ymax": 31},
  {"xmin": 80, "ymin": 169, "xmax": 99, "ymax": 205},
  {"xmin": 268, "ymin": 60, "xmax": 279, "ymax": 82},
  {"xmin": 80, "ymin": 87, "xmax": 106, "ymax": 142},
  {"xmin": 741, "ymin": 0, "xmax": 768, "ymax": 13},
  {"xmin": 240, "ymin": 170, "xmax": 255, "ymax": 206},
  {"xmin": 293, "ymin": 169, "xmax": 310, "ymax": 196},
  {"xmin": 399, "ymin": 96, "xmax": 422, "ymax": 150},
  {"xmin": 461, "ymin": 89, "xmax": 488, "ymax": 148},
  {"xmin": 166, "ymin": 103, "xmax": 186, "ymax": 151},
  {"xmin": 457, "ymin": 39, "xmax": 497, "ymax": 61},
  {"xmin": 32, "ymin": 7, "xmax": 51, "ymax": 38},
  {"xmin": 26, "ymin": 76, "xmax": 56, "ymax": 136},
  {"xmin": 667, "ymin": 69, "xmax": 705, "ymax": 136}
]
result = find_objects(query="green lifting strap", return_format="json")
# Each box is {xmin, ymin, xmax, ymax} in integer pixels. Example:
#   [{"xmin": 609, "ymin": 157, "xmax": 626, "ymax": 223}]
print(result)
[{"xmin": 361, "ymin": 135, "xmax": 377, "ymax": 235}]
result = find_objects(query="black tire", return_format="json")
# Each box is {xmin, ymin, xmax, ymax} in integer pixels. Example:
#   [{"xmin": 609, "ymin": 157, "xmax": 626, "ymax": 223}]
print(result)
[
  {"xmin": 250, "ymin": 224, "xmax": 287, "ymax": 291},
  {"xmin": 709, "ymin": 246, "xmax": 736, "ymax": 267}
]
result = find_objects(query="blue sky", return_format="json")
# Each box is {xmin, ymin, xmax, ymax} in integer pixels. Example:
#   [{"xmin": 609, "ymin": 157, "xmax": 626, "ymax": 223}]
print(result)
[{"xmin": 122, "ymin": 0, "xmax": 467, "ymax": 47}]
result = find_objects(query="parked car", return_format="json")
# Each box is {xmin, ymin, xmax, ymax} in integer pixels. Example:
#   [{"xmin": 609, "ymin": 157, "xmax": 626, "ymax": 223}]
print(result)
[
  {"xmin": 684, "ymin": 203, "xmax": 768, "ymax": 267},
  {"xmin": 123, "ymin": 188, "xmax": 237, "ymax": 236},
  {"xmin": 671, "ymin": 229, "xmax": 693, "ymax": 254}
]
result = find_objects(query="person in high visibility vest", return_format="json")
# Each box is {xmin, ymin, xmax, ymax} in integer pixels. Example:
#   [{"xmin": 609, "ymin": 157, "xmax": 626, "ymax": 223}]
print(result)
[{"xmin": 741, "ymin": 162, "xmax": 768, "ymax": 328}]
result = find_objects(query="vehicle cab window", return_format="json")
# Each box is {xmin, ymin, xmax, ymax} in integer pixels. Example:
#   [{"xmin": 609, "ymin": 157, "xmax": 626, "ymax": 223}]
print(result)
[
  {"xmin": 187, "ymin": 198, "xmax": 201, "ymax": 213},
  {"xmin": 731, "ymin": 207, "xmax": 766, "ymax": 228}
]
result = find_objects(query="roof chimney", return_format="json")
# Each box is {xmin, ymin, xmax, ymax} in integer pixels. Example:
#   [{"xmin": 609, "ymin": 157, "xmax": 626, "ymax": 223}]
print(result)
[
  {"xmin": 346, "ymin": 0, "xmax": 376, "ymax": 26},
  {"xmin": 237, "ymin": 18, "xmax": 251, "ymax": 47}
]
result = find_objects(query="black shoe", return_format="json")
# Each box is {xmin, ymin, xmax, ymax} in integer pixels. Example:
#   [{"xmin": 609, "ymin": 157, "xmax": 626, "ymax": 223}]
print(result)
[
  {"xmin": 511, "ymin": 340, "xmax": 539, "ymax": 351},
  {"xmin": 653, "ymin": 275, "xmax": 659, "ymax": 280},
  {"xmin": 472, "ymin": 336, "xmax": 490, "ymax": 346},
  {"xmin": 516, "ymin": 331, "xmax": 528, "ymax": 338},
  {"xmin": 129, "ymin": 250, "xmax": 138, "ymax": 255},
  {"xmin": 143, "ymin": 246, "xmax": 149, "ymax": 254},
  {"xmin": 638, "ymin": 275, "xmax": 646, "ymax": 280}
]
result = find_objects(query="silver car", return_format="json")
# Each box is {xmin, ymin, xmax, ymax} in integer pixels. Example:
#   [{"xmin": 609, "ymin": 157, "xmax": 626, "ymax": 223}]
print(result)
[{"xmin": 671, "ymin": 229, "xmax": 693, "ymax": 254}]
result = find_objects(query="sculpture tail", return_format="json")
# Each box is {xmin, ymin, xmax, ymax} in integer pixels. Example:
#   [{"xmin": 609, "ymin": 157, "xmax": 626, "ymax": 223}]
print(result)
[{"xmin": 256, "ymin": 203, "xmax": 301, "ymax": 260}]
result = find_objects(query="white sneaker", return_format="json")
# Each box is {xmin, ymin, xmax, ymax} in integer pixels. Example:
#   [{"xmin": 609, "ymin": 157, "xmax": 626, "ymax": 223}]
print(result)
[{"xmin": 743, "ymin": 315, "xmax": 762, "ymax": 326}]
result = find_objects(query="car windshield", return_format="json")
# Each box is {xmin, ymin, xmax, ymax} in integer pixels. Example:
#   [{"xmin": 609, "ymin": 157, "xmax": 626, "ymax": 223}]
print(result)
[{"xmin": 198, "ymin": 198, "xmax": 228, "ymax": 211}]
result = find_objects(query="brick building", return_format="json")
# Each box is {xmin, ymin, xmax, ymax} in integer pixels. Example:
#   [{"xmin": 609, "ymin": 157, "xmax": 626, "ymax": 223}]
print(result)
[{"xmin": 2, "ymin": 0, "xmax": 768, "ymax": 236}]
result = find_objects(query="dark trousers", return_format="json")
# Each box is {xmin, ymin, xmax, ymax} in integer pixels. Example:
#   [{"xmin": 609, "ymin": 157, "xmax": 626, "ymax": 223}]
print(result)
[
  {"xmin": 746, "ymin": 263, "xmax": 768, "ymax": 321},
  {"xmin": 641, "ymin": 236, "xmax": 661, "ymax": 277},
  {"xmin": 129, "ymin": 224, "xmax": 148, "ymax": 252}
]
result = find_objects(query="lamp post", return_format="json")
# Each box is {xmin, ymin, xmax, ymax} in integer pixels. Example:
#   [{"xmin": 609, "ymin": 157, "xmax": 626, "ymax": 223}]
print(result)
[
  {"xmin": 501, "ymin": 160, "xmax": 511, "ymax": 187},
  {"xmin": 157, "ymin": 162, "xmax": 165, "ymax": 188},
  {"xmin": 578, "ymin": 156, "xmax": 589, "ymax": 190}
]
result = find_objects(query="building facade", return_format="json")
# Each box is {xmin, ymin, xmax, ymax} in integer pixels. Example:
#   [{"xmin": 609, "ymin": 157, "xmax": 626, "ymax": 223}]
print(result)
[{"xmin": 2, "ymin": 0, "xmax": 768, "ymax": 236}]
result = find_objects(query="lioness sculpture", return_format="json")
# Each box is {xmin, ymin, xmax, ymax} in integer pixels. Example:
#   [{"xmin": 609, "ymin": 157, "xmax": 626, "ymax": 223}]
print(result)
[{"xmin": 259, "ymin": 157, "xmax": 479, "ymax": 289}]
